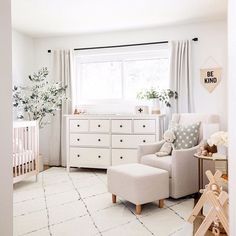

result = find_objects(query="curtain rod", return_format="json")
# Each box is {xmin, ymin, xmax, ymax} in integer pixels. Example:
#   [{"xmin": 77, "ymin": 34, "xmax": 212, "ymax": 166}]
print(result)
[{"xmin": 47, "ymin": 37, "xmax": 198, "ymax": 53}]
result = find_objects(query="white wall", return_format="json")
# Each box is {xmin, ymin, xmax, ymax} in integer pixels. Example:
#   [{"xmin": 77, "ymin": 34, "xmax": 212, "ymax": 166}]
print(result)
[
  {"xmin": 0, "ymin": 0, "xmax": 13, "ymax": 235},
  {"xmin": 12, "ymin": 30, "xmax": 35, "ymax": 86},
  {"xmin": 228, "ymin": 0, "xmax": 236, "ymax": 234},
  {"xmin": 33, "ymin": 20, "xmax": 228, "ymax": 163},
  {"xmin": 12, "ymin": 30, "xmax": 35, "ymax": 122}
]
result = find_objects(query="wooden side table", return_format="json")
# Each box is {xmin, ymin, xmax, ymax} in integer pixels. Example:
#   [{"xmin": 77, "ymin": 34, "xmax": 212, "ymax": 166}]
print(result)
[{"xmin": 194, "ymin": 154, "xmax": 228, "ymax": 190}]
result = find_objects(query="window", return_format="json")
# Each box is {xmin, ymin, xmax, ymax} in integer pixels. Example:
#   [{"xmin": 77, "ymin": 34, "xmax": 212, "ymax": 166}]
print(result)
[
  {"xmin": 74, "ymin": 45, "xmax": 169, "ymax": 105},
  {"xmin": 80, "ymin": 61, "xmax": 122, "ymax": 100},
  {"xmin": 124, "ymin": 58, "xmax": 169, "ymax": 100}
]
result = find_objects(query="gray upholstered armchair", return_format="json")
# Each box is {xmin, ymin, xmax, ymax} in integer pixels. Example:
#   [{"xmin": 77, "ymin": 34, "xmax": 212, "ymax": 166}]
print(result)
[{"xmin": 137, "ymin": 113, "xmax": 219, "ymax": 199}]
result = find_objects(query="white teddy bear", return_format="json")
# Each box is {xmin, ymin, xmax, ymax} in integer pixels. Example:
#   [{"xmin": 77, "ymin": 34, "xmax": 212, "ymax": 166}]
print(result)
[{"xmin": 155, "ymin": 130, "xmax": 176, "ymax": 157}]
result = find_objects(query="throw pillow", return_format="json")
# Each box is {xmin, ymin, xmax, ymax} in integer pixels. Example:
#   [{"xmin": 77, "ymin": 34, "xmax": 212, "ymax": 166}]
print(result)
[{"xmin": 172, "ymin": 122, "xmax": 201, "ymax": 150}]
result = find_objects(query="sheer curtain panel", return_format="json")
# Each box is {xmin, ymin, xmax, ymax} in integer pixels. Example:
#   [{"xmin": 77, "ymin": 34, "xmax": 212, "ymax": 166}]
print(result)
[
  {"xmin": 169, "ymin": 40, "xmax": 193, "ymax": 113},
  {"xmin": 50, "ymin": 49, "xmax": 72, "ymax": 166}
]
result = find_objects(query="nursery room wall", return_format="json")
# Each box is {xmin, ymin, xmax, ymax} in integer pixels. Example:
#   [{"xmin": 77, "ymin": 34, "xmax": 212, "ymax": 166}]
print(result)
[
  {"xmin": 32, "ymin": 20, "xmax": 227, "ymax": 164},
  {"xmin": 12, "ymin": 30, "xmax": 35, "ymax": 86},
  {"xmin": 12, "ymin": 30, "xmax": 35, "ymax": 123}
]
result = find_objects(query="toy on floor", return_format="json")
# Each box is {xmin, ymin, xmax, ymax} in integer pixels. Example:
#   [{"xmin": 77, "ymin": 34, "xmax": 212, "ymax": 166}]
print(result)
[
  {"xmin": 188, "ymin": 170, "xmax": 229, "ymax": 236},
  {"xmin": 155, "ymin": 130, "xmax": 176, "ymax": 157}
]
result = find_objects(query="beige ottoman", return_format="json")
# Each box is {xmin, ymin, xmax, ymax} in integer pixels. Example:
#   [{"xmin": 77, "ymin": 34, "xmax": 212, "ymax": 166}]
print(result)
[{"xmin": 107, "ymin": 163, "xmax": 169, "ymax": 214}]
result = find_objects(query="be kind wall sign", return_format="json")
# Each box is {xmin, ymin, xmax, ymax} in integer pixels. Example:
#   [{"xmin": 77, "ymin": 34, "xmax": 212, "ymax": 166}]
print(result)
[{"xmin": 200, "ymin": 67, "xmax": 222, "ymax": 93}]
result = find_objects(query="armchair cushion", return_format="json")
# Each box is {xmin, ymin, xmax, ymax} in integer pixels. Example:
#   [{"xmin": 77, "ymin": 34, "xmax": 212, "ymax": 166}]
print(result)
[
  {"xmin": 172, "ymin": 122, "xmax": 201, "ymax": 149},
  {"xmin": 140, "ymin": 155, "xmax": 172, "ymax": 177},
  {"xmin": 137, "ymin": 141, "xmax": 165, "ymax": 163}
]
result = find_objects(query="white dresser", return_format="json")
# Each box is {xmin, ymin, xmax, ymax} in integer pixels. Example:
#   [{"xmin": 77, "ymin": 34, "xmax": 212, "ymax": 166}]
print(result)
[{"xmin": 65, "ymin": 114, "xmax": 165, "ymax": 170}]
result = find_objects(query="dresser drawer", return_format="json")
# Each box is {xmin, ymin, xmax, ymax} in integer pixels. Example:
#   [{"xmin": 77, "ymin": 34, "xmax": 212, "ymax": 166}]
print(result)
[
  {"xmin": 112, "ymin": 149, "xmax": 138, "ymax": 165},
  {"xmin": 112, "ymin": 135, "xmax": 155, "ymax": 148},
  {"xmin": 70, "ymin": 120, "xmax": 89, "ymax": 132},
  {"xmin": 90, "ymin": 120, "xmax": 110, "ymax": 133},
  {"xmin": 70, "ymin": 134, "xmax": 110, "ymax": 147},
  {"xmin": 70, "ymin": 148, "xmax": 110, "ymax": 167},
  {"xmin": 111, "ymin": 120, "xmax": 132, "ymax": 133},
  {"xmin": 133, "ymin": 120, "xmax": 156, "ymax": 133}
]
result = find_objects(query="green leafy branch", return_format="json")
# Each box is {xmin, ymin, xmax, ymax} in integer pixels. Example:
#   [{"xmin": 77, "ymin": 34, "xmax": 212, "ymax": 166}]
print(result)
[
  {"xmin": 137, "ymin": 87, "xmax": 178, "ymax": 107},
  {"xmin": 13, "ymin": 67, "xmax": 69, "ymax": 128}
]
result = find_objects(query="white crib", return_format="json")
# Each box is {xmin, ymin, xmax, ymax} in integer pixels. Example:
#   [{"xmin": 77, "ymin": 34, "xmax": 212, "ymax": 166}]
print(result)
[{"xmin": 13, "ymin": 121, "xmax": 39, "ymax": 184}]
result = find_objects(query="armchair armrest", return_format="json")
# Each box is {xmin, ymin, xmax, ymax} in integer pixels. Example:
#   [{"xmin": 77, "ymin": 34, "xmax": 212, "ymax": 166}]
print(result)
[
  {"xmin": 137, "ymin": 141, "xmax": 165, "ymax": 163},
  {"xmin": 171, "ymin": 145, "xmax": 200, "ymax": 198},
  {"xmin": 172, "ymin": 145, "xmax": 200, "ymax": 157}
]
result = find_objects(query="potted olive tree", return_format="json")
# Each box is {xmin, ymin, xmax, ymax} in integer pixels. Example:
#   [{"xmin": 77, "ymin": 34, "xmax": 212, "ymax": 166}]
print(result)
[
  {"xmin": 13, "ymin": 67, "xmax": 69, "ymax": 170},
  {"xmin": 137, "ymin": 87, "xmax": 178, "ymax": 114},
  {"xmin": 13, "ymin": 67, "xmax": 68, "ymax": 127}
]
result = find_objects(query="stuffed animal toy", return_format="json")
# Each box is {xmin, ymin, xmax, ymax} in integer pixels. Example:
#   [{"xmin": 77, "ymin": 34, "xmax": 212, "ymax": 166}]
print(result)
[
  {"xmin": 197, "ymin": 140, "xmax": 217, "ymax": 157},
  {"xmin": 155, "ymin": 130, "xmax": 176, "ymax": 157}
]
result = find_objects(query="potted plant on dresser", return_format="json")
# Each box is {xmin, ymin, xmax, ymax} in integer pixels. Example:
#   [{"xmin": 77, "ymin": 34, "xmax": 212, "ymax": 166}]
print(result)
[
  {"xmin": 137, "ymin": 87, "xmax": 178, "ymax": 114},
  {"xmin": 13, "ymin": 67, "xmax": 69, "ymax": 171}
]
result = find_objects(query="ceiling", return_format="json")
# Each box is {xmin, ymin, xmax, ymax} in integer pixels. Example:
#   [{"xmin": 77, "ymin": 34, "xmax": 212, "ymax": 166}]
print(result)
[{"xmin": 12, "ymin": 0, "xmax": 227, "ymax": 38}]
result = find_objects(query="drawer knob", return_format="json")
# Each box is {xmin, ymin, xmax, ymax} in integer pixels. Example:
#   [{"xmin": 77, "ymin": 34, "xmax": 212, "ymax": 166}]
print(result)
[
  {"xmin": 120, "ymin": 156, "xmax": 123, "ymax": 159},
  {"xmin": 77, "ymin": 124, "xmax": 80, "ymax": 127},
  {"xmin": 120, "ymin": 139, "xmax": 123, "ymax": 142},
  {"xmin": 98, "ymin": 155, "xmax": 101, "ymax": 158},
  {"xmin": 120, "ymin": 125, "xmax": 123, "ymax": 128},
  {"xmin": 143, "ymin": 125, "xmax": 146, "ymax": 128},
  {"xmin": 98, "ymin": 124, "xmax": 101, "ymax": 127},
  {"xmin": 98, "ymin": 139, "xmax": 101, "ymax": 142},
  {"xmin": 143, "ymin": 140, "xmax": 146, "ymax": 143},
  {"xmin": 77, "ymin": 138, "xmax": 80, "ymax": 141},
  {"xmin": 77, "ymin": 154, "xmax": 80, "ymax": 157}
]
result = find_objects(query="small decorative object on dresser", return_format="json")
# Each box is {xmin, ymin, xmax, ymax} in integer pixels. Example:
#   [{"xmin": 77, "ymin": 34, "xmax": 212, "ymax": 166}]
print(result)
[
  {"xmin": 135, "ymin": 105, "xmax": 149, "ymax": 114},
  {"xmin": 136, "ymin": 87, "xmax": 178, "ymax": 114},
  {"xmin": 65, "ymin": 114, "xmax": 165, "ymax": 171}
]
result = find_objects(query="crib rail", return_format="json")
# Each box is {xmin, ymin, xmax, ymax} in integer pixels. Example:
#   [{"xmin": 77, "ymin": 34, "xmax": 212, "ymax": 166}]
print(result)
[{"xmin": 13, "ymin": 121, "xmax": 39, "ymax": 183}]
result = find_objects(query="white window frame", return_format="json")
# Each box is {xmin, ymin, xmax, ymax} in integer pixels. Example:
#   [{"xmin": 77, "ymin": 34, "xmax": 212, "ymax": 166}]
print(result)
[{"xmin": 73, "ymin": 44, "xmax": 170, "ymax": 106}]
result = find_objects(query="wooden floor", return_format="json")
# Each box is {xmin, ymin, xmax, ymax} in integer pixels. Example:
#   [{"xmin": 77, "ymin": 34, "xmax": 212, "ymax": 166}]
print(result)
[{"xmin": 43, "ymin": 165, "xmax": 51, "ymax": 171}]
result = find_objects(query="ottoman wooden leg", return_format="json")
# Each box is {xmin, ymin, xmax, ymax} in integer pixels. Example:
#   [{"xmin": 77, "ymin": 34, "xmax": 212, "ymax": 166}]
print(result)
[
  {"xmin": 136, "ymin": 204, "xmax": 142, "ymax": 215},
  {"xmin": 112, "ymin": 194, "xmax": 116, "ymax": 203},
  {"xmin": 159, "ymin": 199, "xmax": 164, "ymax": 208}
]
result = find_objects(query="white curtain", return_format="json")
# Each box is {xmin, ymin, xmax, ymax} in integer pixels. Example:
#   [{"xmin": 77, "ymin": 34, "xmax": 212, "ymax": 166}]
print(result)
[
  {"xmin": 169, "ymin": 40, "xmax": 193, "ymax": 113},
  {"xmin": 49, "ymin": 49, "xmax": 72, "ymax": 166}
]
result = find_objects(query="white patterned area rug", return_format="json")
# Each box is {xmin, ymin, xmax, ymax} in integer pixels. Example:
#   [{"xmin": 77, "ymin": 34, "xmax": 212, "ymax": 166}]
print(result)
[{"xmin": 13, "ymin": 167, "xmax": 194, "ymax": 236}]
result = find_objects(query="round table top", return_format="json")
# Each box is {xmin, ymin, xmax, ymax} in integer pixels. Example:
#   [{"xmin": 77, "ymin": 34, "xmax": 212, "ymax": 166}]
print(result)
[{"xmin": 194, "ymin": 153, "xmax": 227, "ymax": 161}]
